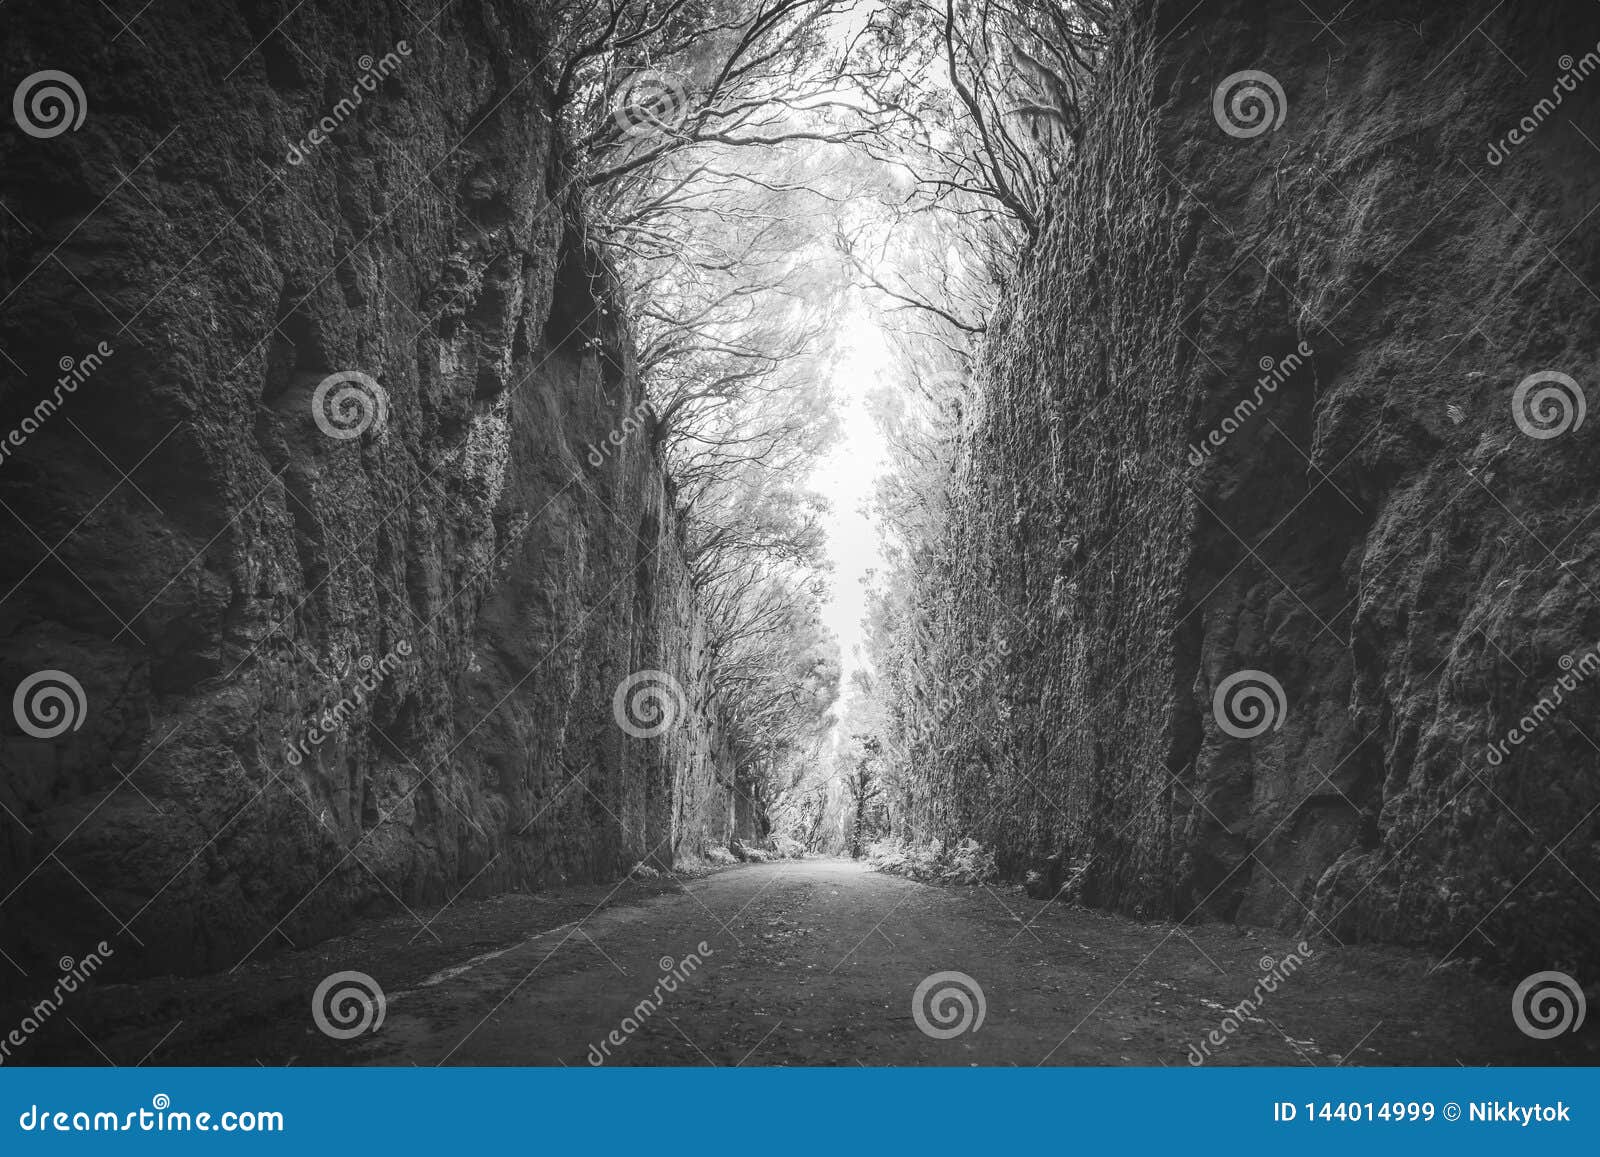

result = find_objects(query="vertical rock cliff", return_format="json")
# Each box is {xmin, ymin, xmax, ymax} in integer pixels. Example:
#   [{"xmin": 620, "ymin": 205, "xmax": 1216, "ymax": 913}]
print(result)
[
  {"xmin": 910, "ymin": 0, "xmax": 1600, "ymax": 970},
  {"xmin": 0, "ymin": 0, "xmax": 735, "ymax": 977}
]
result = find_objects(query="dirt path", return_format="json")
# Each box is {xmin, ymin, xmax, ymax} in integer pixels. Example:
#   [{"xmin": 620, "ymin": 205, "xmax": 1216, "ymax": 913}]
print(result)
[
  {"xmin": 22, "ymin": 859, "xmax": 1590, "ymax": 1066},
  {"xmin": 358, "ymin": 860, "xmax": 1582, "ymax": 1066}
]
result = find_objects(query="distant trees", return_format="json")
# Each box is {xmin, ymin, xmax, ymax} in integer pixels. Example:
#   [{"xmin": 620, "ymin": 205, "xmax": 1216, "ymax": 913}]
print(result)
[
  {"xmin": 930, "ymin": 0, "xmax": 1110, "ymax": 237},
  {"xmin": 543, "ymin": 2, "xmax": 866, "ymax": 830},
  {"xmin": 847, "ymin": 3, "xmax": 1113, "ymax": 836},
  {"xmin": 721, "ymin": 595, "xmax": 840, "ymax": 828},
  {"xmin": 552, "ymin": 0, "xmax": 876, "ymax": 189},
  {"xmin": 539, "ymin": 0, "xmax": 1112, "ymax": 842},
  {"xmin": 845, "ymin": 739, "xmax": 883, "ymax": 857}
]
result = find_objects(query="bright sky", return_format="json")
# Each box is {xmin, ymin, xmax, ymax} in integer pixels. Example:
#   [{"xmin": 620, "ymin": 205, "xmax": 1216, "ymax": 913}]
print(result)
[{"xmin": 811, "ymin": 312, "xmax": 892, "ymax": 700}]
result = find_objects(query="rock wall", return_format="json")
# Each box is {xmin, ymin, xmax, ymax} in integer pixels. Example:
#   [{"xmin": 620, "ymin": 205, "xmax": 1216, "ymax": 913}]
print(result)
[
  {"xmin": 907, "ymin": 0, "xmax": 1600, "ymax": 971},
  {"xmin": 0, "ymin": 0, "xmax": 735, "ymax": 978}
]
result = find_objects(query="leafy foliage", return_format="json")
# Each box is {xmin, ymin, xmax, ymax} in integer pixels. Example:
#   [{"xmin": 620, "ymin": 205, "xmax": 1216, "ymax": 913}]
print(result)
[
  {"xmin": 867, "ymin": 836, "xmax": 998, "ymax": 885},
  {"xmin": 541, "ymin": 2, "xmax": 1110, "ymax": 839}
]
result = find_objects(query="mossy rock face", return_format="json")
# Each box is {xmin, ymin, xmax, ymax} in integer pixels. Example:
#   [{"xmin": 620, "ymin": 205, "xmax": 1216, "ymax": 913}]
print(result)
[
  {"xmin": 891, "ymin": 0, "xmax": 1600, "ymax": 974},
  {"xmin": 0, "ymin": 0, "xmax": 737, "ymax": 980}
]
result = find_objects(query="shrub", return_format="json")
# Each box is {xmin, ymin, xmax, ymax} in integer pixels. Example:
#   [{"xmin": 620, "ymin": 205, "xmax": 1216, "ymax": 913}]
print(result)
[
  {"xmin": 867, "ymin": 836, "xmax": 997, "ymax": 885},
  {"xmin": 732, "ymin": 836, "xmax": 807, "ymax": 863}
]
